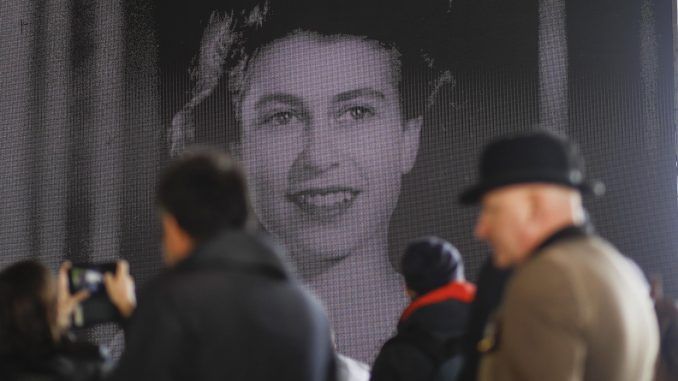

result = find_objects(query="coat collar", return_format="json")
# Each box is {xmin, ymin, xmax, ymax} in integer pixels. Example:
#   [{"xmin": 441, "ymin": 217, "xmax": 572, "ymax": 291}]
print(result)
[
  {"xmin": 400, "ymin": 281, "xmax": 476, "ymax": 323},
  {"xmin": 176, "ymin": 230, "xmax": 291, "ymax": 280},
  {"xmin": 533, "ymin": 223, "xmax": 593, "ymax": 255}
]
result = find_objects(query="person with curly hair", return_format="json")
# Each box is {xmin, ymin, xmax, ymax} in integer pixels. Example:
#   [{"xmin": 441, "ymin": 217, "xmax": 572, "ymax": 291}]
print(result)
[{"xmin": 171, "ymin": 0, "xmax": 452, "ymax": 361}]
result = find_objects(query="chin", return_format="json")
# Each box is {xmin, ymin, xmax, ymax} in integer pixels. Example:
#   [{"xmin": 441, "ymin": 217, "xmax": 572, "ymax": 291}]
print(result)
[{"xmin": 287, "ymin": 234, "xmax": 355, "ymax": 264}]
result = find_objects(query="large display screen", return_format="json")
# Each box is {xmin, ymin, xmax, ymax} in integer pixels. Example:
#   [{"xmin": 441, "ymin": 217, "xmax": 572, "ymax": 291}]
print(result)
[{"xmin": 1, "ymin": 0, "xmax": 676, "ymax": 363}]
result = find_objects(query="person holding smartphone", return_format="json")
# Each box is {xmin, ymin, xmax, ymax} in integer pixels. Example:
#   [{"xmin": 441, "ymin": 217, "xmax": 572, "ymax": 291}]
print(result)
[
  {"xmin": 108, "ymin": 149, "xmax": 335, "ymax": 381},
  {"xmin": 0, "ymin": 259, "xmax": 134, "ymax": 381}
]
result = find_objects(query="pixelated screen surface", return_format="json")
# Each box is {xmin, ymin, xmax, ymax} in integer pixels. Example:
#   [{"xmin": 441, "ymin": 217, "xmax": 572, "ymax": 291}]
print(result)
[{"xmin": 1, "ymin": 0, "xmax": 676, "ymax": 363}]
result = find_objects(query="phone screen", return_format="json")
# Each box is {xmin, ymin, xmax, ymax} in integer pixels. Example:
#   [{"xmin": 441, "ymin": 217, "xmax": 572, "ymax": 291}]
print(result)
[
  {"xmin": 67, "ymin": 262, "xmax": 120, "ymax": 328},
  {"xmin": 69, "ymin": 267, "xmax": 107, "ymax": 294}
]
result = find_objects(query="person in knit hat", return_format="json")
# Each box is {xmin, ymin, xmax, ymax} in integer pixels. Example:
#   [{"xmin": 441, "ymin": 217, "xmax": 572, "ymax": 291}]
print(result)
[{"xmin": 371, "ymin": 237, "xmax": 475, "ymax": 381}]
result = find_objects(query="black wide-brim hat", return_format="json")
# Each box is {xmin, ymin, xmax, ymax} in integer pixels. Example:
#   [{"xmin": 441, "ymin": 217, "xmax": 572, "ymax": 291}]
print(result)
[{"xmin": 459, "ymin": 131, "xmax": 605, "ymax": 205}]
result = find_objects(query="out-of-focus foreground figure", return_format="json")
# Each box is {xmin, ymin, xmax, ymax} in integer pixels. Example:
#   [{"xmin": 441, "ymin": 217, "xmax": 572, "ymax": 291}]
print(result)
[
  {"xmin": 460, "ymin": 131, "xmax": 659, "ymax": 381},
  {"xmin": 371, "ymin": 236, "xmax": 475, "ymax": 381}
]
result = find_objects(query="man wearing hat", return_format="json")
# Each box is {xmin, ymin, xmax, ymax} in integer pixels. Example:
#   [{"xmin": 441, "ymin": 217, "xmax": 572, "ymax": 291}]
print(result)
[
  {"xmin": 460, "ymin": 131, "xmax": 659, "ymax": 381},
  {"xmin": 371, "ymin": 237, "xmax": 476, "ymax": 381}
]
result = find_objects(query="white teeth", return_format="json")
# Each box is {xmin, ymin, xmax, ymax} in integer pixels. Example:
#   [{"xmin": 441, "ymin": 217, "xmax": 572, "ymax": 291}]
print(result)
[{"xmin": 298, "ymin": 191, "xmax": 355, "ymax": 207}]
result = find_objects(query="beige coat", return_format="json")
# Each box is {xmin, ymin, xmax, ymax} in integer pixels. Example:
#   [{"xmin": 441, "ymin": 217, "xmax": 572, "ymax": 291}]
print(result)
[{"xmin": 479, "ymin": 235, "xmax": 659, "ymax": 381}]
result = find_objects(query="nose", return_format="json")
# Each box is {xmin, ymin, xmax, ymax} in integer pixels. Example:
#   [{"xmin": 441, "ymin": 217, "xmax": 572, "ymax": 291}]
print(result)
[{"xmin": 299, "ymin": 117, "xmax": 340, "ymax": 173}]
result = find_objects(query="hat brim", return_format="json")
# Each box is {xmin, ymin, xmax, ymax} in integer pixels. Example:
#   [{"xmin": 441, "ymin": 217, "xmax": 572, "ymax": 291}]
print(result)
[{"xmin": 458, "ymin": 174, "xmax": 604, "ymax": 205}]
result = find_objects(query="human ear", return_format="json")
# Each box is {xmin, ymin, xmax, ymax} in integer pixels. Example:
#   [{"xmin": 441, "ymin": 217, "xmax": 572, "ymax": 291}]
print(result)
[
  {"xmin": 161, "ymin": 213, "xmax": 194, "ymax": 266},
  {"xmin": 400, "ymin": 116, "xmax": 422, "ymax": 174}
]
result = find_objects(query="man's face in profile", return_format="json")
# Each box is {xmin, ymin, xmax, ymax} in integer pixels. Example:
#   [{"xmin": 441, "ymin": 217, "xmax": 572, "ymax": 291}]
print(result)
[
  {"xmin": 236, "ymin": 32, "xmax": 421, "ymax": 263},
  {"xmin": 474, "ymin": 186, "xmax": 534, "ymax": 268}
]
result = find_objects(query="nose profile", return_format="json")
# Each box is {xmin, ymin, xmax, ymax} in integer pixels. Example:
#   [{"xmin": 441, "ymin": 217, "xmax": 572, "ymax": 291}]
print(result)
[
  {"xmin": 299, "ymin": 117, "xmax": 340, "ymax": 174},
  {"xmin": 474, "ymin": 213, "xmax": 488, "ymax": 240}
]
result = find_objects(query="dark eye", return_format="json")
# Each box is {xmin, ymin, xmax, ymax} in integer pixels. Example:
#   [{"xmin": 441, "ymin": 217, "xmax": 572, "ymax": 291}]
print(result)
[
  {"xmin": 338, "ymin": 106, "xmax": 375, "ymax": 122},
  {"xmin": 264, "ymin": 111, "xmax": 297, "ymax": 126}
]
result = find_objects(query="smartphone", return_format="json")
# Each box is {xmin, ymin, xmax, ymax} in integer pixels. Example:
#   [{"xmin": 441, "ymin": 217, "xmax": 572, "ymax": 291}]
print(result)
[{"xmin": 68, "ymin": 263, "xmax": 121, "ymax": 328}]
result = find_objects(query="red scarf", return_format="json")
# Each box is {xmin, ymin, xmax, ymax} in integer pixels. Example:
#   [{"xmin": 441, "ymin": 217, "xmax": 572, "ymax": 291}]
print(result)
[{"xmin": 400, "ymin": 281, "xmax": 476, "ymax": 322}]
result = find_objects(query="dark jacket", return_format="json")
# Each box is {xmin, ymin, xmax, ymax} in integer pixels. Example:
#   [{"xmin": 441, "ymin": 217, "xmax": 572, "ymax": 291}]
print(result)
[
  {"xmin": 0, "ymin": 340, "xmax": 110, "ymax": 381},
  {"xmin": 371, "ymin": 282, "xmax": 475, "ymax": 381},
  {"xmin": 458, "ymin": 259, "xmax": 512, "ymax": 381},
  {"xmin": 108, "ymin": 230, "xmax": 335, "ymax": 381}
]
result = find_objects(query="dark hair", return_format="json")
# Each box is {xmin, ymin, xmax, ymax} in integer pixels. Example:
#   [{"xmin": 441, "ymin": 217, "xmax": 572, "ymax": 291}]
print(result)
[
  {"xmin": 170, "ymin": 0, "xmax": 452, "ymax": 156},
  {"xmin": 156, "ymin": 148, "xmax": 252, "ymax": 242},
  {"xmin": 0, "ymin": 260, "xmax": 57, "ymax": 360}
]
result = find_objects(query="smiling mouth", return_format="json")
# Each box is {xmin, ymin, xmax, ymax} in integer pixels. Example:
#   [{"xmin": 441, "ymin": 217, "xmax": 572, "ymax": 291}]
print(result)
[{"xmin": 287, "ymin": 188, "xmax": 360, "ymax": 221}]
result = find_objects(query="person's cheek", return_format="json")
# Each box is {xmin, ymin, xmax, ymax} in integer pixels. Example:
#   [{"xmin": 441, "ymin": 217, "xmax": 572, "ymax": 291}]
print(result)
[
  {"xmin": 355, "ymin": 120, "xmax": 398, "ymax": 165},
  {"xmin": 260, "ymin": 136, "xmax": 299, "ymax": 206},
  {"xmin": 239, "ymin": 138, "xmax": 269, "ymax": 214}
]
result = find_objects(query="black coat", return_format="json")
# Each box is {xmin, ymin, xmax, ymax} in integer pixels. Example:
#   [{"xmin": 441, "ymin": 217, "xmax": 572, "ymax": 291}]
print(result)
[
  {"xmin": 108, "ymin": 231, "xmax": 335, "ymax": 381},
  {"xmin": 457, "ymin": 259, "xmax": 512, "ymax": 381},
  {"xmin": 371, "ymin": 292, "xmax": 470, "ymax": 381},
  {"xmin": 0, "ymin": 340, "xmax": 109, "ymax": 381}
]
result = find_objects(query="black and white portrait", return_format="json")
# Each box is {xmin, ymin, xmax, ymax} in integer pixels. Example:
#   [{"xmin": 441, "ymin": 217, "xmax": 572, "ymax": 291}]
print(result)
[
  {"xmin": 170, "ymin": 1, "xmax": 451, "ymax": 361},
  {"xmin": 1, "ymin": 0, "xmax": 676, "ymax": 364}
]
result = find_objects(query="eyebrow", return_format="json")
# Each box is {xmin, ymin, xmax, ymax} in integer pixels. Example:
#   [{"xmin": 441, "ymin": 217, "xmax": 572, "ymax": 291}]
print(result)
[
  {"xmin": 333, "ymin": 88, "xmax": 385, "ymax": 103},
  {"xmin": 253, "ymin": 88, "xmax": 385, "ymax": 110},
  {"xmin": 255, "ymin": 93, "xmax": 304, "ymax": 110}
]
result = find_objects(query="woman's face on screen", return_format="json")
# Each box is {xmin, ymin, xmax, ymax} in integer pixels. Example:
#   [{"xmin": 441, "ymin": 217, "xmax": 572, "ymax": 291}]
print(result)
[{"xmin": 236, "ymin": 32, "xmax": 421, "ymax": 263}]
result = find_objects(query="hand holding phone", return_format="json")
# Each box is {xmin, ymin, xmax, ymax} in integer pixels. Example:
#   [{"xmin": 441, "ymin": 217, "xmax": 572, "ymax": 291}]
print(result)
[
  {"xmin": 67, "ymin": 262, "xmax": 127, "ymax": 328},
  {"xmin": 103, "ymin": 261, "xmax": 136, "ymax": 319},
  {"xmin": 57, "ymin": 262, "xmax": 91, "ymax": 332}
]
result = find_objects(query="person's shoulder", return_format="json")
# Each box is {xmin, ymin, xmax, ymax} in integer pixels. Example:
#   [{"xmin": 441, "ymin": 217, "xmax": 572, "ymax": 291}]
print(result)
[
  {"xmin": 132, "ymin": 268, "xmax": 195, "ymax": 323},
  {"xmin": 518, "ymin": 233, "xmax": 606, "ymax": 281},
  {"xmin": 540, "ymin": 234, "xmax": 646, "ymax": 286},
  {"xmin": 513, "ymin": 250, "xmax": 573, "ymax": 286},
  {"xmin": 374, "ymin": 335, "xmax": 430, "ymax": 366},
  {"xmin": 372, "ymin": 331, "xmax": 443, "ymax": 381},
  {"xmin": 381, "ymin": 330, "xmax": 445, "ymax": 360},
  {"xmin": 506, "ymin": 246, "xmax": 583, "ymax": 308},
  {"xmin": 541, "ymin": 233, "xmax": 617, "ymax": 261},
  {"xmin": 142, "ymin": 259, "xmax": 223, "ymax": 294},
  {"xmin": 136, "ymin": 267, "xmax": 181, "ymax": 300}
]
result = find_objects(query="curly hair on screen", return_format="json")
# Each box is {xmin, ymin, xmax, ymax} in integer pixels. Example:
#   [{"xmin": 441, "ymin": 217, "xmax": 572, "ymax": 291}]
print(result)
[{"xmin": 170, "ymin": 0, "xmax": 453, "ymax": 156}]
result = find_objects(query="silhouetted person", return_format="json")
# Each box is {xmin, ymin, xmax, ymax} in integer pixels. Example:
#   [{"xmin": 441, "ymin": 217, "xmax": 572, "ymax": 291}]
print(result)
[
  {"xmin": 460, "ymin": 131, "xmax": 659, "ymax": 381},
  {"xmin": 371, "ymin": 237, "xmax": 475, "ymax": 381},
  {"xmin": 108, "ymin": 149, "xmax": 335, "ymax": 381},
  {"xmin": 0, "ymin": 260, "xmax": 131, "ymax": 380}
]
